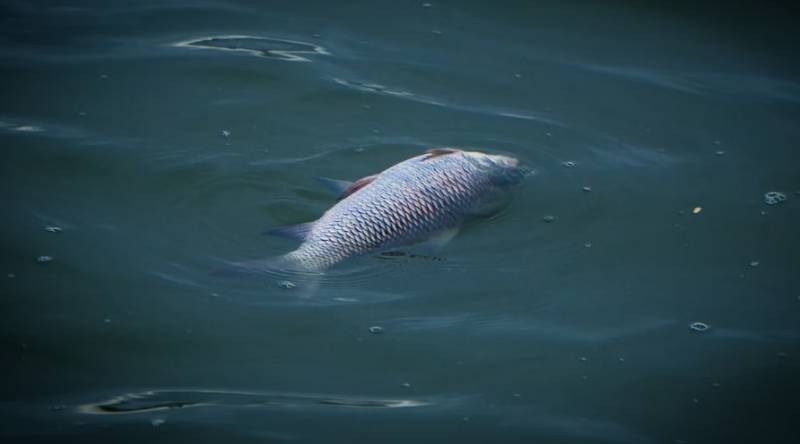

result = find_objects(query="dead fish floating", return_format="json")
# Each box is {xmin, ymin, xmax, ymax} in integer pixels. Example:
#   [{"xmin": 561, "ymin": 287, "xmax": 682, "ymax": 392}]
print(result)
[{"xmin": 234, "ymin": 148, "xmax": 523, "ymax": 274}]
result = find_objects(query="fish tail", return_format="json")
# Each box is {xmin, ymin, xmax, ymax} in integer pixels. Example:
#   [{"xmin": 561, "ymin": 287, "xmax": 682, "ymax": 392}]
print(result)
[{"xmin": 211, "ymin": 253, "xmax": 322, "ymax": 298}]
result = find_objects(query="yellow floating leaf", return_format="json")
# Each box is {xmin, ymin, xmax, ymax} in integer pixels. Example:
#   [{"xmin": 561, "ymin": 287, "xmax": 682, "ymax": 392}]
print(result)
[{"xmin": 692, "ymin": 207, "xmax": 702, "ymax": 214}]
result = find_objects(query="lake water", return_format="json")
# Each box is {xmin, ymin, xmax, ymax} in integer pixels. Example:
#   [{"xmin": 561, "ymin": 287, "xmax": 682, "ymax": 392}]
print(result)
[{"xmin": 1, "ymin": 1, "xmax": 799, "ymax": 443}]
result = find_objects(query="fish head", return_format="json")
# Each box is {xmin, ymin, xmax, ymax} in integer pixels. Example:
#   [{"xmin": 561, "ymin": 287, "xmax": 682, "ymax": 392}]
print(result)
[{"xmin": 463, "ymin": 150, "xmax": 523, "ymax": 186}]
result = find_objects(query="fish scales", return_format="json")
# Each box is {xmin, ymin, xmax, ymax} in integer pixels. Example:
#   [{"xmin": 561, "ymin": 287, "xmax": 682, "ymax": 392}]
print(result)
[{"xmin": 277, "ymin": 149, "xmax": 521, "ymax": 271}]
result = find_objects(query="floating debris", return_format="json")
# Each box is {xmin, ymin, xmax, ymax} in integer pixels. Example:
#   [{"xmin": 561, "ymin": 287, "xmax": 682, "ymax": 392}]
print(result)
[
  {"xmin": 542, "ymin": 215, "xmax": 556, "ymax": 223},
  {"xmin": 368, "ymin": 326, "xmax": 383, "ymax": 334},
  {"xmin": 692, "ymin": 207, "xmax": 702, "ymax": 215},
  {"xmin": 763, "ymin": 191, "xmax": 786, "ymax": 205},
  {"xmin": 689, "ymin": 322, "xmax": 710, "ymax": 332},
  {"xmin": 277, "ymin": 280, "xmax": 296, "ymax": 289},
  {"xmin": 562, "ymin": 161, "xmax": 576, "ymax": 167},
  {"xmin": 150, "ymin": 418, "xmax": 166, "ymax": 427},
  {"xmin": 582, "ymin": 186, "xmax": 592, "ymax": 192},
  {"xmin": 14, "ymin": 125, "xmax": 43, "ymax": 133},
  {"xmin": 36, "ymin": 255, "xmax": 53, "ymax": 263},
  {"xmin": 174, "ymin": 35, "xmax": 330, "ymax": 62},
  {"xmin": 221, "ymin": 130, "xmax": 230, "ymax": 138},
  {"xmin": 45, "ymin": 226, "xmax": 62, "ymax": 233},
  {"xmin": 749, "ymin": 261, "xmax": 760, "ymax": 267}
]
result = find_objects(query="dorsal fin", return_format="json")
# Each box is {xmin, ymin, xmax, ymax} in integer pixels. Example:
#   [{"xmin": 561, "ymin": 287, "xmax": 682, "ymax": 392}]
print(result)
[
  {"xmin": 423, "ymin": 147, "xmax": 460, "ymax": 161},
  {"xmin": 263, "ymin": 221, "xmax": 316, "ymax": 240}
]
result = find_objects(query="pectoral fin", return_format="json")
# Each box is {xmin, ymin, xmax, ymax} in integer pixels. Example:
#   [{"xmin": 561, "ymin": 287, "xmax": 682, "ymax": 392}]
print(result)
[
  {"xmin": 263, "ymin": 221, "xmax": 316, "ymax": 241},
  {"xmin": 428, "ymin": 227, "xmax": 460, "ymax": 250},
  {"xmin": 316, "ymin": 175, "xmax": 377, "ymax": 200}
]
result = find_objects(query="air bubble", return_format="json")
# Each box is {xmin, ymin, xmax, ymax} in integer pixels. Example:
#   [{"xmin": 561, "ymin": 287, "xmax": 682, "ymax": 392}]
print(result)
[
  {"xmin": 368, "ymin": 326, "xmax": 383, "ymax": 334},
  {"xmin": 582, "ymin": 186, "xmax": 592, "ymax": 192},
  {"xmin": 542, "ymin": 215, "xmax": 556, "ymax": 223},
  {"xmin": 689, "ymin": 322, "xmax": 709, "ymax": 332},
  {"xmin": 764, "ymin": 191, "xmax": 786, "ymax": 205},
  {"xmin": 562, "ymin": 161, "xmax": 576, "ymax": 167}
]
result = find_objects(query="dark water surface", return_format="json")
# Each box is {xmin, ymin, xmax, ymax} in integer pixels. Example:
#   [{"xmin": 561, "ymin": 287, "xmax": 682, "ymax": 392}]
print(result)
[{"xmin": 2, "ymin": 1, "xmax": 799, "ymax": 442}]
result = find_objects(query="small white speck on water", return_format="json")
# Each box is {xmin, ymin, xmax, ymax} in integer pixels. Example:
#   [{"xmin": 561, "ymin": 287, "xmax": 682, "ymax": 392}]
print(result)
[
  {"xmin": 103, "ymin": 318, "xmax": 111, "ymax": 324},
  {"xmin": 431, "ymin": 29, "xmax": 443, "ymax": 35},
  {"xmin": 333, "ymin": 297, "xmax": 359, "ymax": 302},
  {"xmin": 45, "ymin": 226, "xmax": 62, "ymax": 233},
  {"xmin": 37, "ymin": 255, "xmax": 53, "ymax": 263},
  {"xmin": 151, "ymin": 418, "xmax": 166, "ymax": 427},
  {"xmin": 545, "ymin": 132, "xmax": 552, "ymax": 137},
  {"xmin": 760, "ymin": 211, "xmax": 767, "ymax": 216},
  {"xmin": 401, "ymin": 382, "xmax": 411, "ymax": 388},
  {"xmin": 562, "ymin": 160, "xmax": 576, "ymax": 167},
  {"xmin": 578, "ymin": 356, "xmax": 588, "ymax": 362},
  {"xmin": 764, "ymin": 191, "xmax": 786, "ymax": 205},
  {"xmin": 221, "ymin": 130, "xmax": 230, "ymax": 138},
  {"xmin": 689, "ymin": 322, "xmax": 710, "ymax": 332},
  {"xmin": 582, "ymin": 186, "xmax": 592, "ymax": 192},
  {"xmin": 78, "ymin": 111, "xmax": 87, "ymax": 116},
  {"xmin": 354, "ymin": 147, "xmax": 365, "ymax": 153},
  {"xmin": 513, "ymin": 393, "xmax": 521, "ymax": 397},
  {"xmin": 422, "ymin": 2, "xmax": 432, "ymax": 7},
  {"xmin": 277, "ymin": 280, "xmax": 295, "ymax": 289},
  {"xmin": 749, "ymin": 261, "xmax": 760, "ymax": 267},
  {"xmin": 715, "ymin": 150, "xmax": 726, "ymax": 156},
  {"xmin": 514, "ymin": 73, "xmax": 522, "ymax": 78},
  {"xmin": 542, "ymin": 215, "xmax": 556, "ymax": 223},
  {"xmin": 371, "ymin": 129, "xmax": 381, "ymax": 134},
  {"xmin": 618, "ymin": 357, "xmax": 626, "ymax": 363},
  {"xmin": 584, "ymin": 242, "xmax": 592, "ymax": 248},
  {"xmin": 210, "ymin": 292, "xmax": 220, "ymax": 298},
  {"xmin": 368, "ymin": 326, "xmax": 383, "ymax": 334}
]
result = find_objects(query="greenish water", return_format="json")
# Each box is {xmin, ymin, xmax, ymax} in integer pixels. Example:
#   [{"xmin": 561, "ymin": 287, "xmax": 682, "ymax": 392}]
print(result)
[{"xmin": 1, "ymin": 1, "xmax": 799, "ymax": 443}]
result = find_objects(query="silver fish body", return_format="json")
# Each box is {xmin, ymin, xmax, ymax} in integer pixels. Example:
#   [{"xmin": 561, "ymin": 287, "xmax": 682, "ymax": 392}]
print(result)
[{"xmin": 277, "ymin": 148, "xmax": 521, "ymax": 271}]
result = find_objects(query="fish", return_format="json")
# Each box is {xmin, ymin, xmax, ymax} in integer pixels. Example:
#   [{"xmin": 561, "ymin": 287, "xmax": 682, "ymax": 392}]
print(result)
[{"xmin": 235, "ymin": 148, "xmax": 522, "ymax": 274}]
